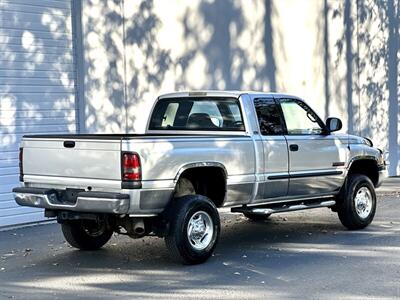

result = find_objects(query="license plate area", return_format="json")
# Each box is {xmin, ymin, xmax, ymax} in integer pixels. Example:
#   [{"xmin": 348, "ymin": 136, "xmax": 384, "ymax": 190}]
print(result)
[{"xmin": 50, "ymin": 188, "xmax": 85, "ymax": 205}]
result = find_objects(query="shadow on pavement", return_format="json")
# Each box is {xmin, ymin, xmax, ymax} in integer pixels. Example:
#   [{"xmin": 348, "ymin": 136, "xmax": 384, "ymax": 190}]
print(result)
[{"xmin": 0, "ymin": 202, "xmax": 399, "ymax": 299}]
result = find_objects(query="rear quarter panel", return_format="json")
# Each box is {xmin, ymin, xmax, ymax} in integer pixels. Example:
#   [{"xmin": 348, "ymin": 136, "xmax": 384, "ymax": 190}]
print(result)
[{"xmin": 123, "ymin": 136, "xmax": 255, "ymax": 185}]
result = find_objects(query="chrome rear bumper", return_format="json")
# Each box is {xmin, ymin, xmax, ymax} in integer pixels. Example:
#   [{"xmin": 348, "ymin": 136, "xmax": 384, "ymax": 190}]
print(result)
[{"xmin": 13, "ymin": 187, "xmax": 130, "ymax": 214}]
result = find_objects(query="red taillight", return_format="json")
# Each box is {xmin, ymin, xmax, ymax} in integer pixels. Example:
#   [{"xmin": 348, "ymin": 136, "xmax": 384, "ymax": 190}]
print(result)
[
  {"xmin": 19, "ymin": 147, "xmax": 23, "ymax": 182},
  {"xmin": 122, "ymin": 152, "xmax": 141, "ymax": 181}
]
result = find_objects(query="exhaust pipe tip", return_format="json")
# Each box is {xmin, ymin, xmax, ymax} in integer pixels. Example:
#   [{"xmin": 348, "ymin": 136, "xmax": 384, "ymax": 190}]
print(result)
[
  {"xmin": 130, "ymin": 218, "xmax": 146, "ymax": 237},
  {"xmin": 134, "ymin": 226, "xmax": 145, "ymax": 235}
]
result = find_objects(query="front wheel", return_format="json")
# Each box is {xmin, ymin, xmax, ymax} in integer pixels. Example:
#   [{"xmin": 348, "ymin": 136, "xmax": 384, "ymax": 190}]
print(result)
[
  {"xmin": 164, "ymin": 195, "xmax": 220, "ymax": 264},
  {"xmin": 336, "ymin": 174, "xmax": 376, "ymax": 230},
  {"xmin": 61, "ymin": 219, "xmax": 114, "ymax": 250}
]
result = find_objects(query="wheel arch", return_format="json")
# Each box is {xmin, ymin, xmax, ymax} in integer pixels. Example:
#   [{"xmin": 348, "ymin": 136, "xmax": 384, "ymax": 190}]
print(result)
[
  {"xmin": 347, "ymin": 156, "xmax": 379, "ymax": 187},
  {"xmin": 173, "ymin": 162, "xmax": 227, "ymax": 207}
]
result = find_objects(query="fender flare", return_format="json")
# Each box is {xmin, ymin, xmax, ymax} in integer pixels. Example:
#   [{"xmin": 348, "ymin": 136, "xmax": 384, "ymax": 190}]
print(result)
[{"xmin": 173, "ymin": 162, "xmax": 228, "ymax": 184}]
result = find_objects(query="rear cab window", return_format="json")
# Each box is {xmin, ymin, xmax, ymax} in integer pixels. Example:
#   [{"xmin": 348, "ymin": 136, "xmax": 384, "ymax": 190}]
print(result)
[{"xmin": 149, "ymin": 97, "xmax": 245, "ymax": 131}]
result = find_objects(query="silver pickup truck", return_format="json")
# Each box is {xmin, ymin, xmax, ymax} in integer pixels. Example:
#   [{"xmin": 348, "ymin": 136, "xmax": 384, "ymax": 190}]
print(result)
[{"xmin": 13, "ymin": 91, "xmax": 386, "ymax": 264}]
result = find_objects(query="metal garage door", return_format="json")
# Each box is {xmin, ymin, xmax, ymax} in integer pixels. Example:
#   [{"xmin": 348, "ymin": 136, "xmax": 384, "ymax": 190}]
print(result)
[{"xmin": 0, "ymin": 0, "xmax": 77, "ymax": 227}]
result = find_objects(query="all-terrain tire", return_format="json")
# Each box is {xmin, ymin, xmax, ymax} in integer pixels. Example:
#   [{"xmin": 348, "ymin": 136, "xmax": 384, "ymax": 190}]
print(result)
[
  {"xmin": 164, "ymin": 195, "xmax": 220, "ymax": 264},
  {"xmin": 336, "ymin": 174, "xmax": 376, "ymax": 230},
  {"xmin": 61, "ymin": 219, "xmax": 113, "ymax": 250}
]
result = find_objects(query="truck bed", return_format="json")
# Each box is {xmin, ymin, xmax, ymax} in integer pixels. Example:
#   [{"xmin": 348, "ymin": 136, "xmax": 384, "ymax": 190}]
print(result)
[{"xmin": 20, "ymin": 133, "xmax": 254, "ymax": 195}]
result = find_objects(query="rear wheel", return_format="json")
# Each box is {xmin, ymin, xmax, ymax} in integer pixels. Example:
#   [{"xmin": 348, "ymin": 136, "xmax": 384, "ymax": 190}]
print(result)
[
  {"xmin": 164, "ymin": 195, "xmax": 220, "ymax": 264},
  {"xmin": 336, "ymin": 174, "xmax": 376, "ymax": 230},
  {"xmin": 61, "ymin": 219, "xmax": 113, "ymax": 250}
]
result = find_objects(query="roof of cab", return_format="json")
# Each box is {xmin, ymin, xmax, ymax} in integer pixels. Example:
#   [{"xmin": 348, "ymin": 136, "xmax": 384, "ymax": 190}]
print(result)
[{"xmin": 158, "ymin": 90, "xmax": 302, "ymax": 100}]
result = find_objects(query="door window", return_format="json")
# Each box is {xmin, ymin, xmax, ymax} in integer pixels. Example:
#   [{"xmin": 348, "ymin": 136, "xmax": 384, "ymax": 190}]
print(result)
[
  {"xmin": 280, "ymin": 99, "xmax": 326, "ymax": 135},
  {"xmin": 254, "ymin": 98, "xmax": 285, "ymax": 135}
]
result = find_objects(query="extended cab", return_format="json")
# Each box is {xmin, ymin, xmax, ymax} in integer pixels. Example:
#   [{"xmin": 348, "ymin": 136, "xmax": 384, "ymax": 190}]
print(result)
[{"xmin": 13, "ymin": 91, "xmax": 387, "ymax": 264}]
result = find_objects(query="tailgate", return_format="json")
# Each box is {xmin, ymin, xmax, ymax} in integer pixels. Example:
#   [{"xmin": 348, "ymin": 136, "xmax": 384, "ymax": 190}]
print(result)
[{"xmin": 22, "ymin": 137, "xmax": 122, "ymax": 181}]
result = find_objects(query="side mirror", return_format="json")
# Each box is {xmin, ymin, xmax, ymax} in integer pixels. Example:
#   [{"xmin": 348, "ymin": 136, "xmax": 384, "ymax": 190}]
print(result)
[{"xmin": 326, "ymin": 117, "xmax": 342, "ymax": 132}]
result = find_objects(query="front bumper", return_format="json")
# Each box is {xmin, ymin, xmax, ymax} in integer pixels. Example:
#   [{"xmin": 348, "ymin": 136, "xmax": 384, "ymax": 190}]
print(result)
[{"xmin": 12, "ymin": 187, "xmax": 130, "ymax": 214}]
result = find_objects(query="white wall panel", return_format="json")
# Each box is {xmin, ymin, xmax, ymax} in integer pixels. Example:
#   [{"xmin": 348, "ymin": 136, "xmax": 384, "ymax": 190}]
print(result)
[{"xmin": 0, "ymin": 0, "xmax": 77, "ymax": 227}]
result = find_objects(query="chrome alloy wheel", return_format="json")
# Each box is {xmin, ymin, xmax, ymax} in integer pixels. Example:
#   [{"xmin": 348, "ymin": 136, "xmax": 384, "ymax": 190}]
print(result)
[
  {"xmin": 187, "ymin": 211, "xmax": 214, "ymax": 251},
  {"xmin": 354, "ymin": 186, "xmax": 373, "ymax": 219}
]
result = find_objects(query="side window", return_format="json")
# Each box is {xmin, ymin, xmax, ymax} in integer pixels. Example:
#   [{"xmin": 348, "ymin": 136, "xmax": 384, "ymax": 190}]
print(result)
[
  {"xmin": 254, "ymin": 98, "xmax": 285, "ymax": 135},
  {"xmin": 280, "ymin": 99, "xmax": 325, "ymax": 135}
]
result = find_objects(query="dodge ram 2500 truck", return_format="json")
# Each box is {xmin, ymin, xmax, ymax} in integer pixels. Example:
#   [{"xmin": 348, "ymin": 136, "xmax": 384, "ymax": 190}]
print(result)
[{"xmin": 13, "ymin": 91, "xmax": 387, "ymax": 264}]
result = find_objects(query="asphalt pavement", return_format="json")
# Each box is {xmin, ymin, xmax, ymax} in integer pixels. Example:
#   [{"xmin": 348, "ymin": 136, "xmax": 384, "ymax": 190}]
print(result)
[{"xmin": 0, "ymin": 182, "xmax": 399, "ymax": 300}]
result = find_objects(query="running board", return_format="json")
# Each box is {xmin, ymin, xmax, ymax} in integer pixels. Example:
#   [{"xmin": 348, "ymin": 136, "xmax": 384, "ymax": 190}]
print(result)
[{"xmin": 231, "ymin": 200, "xmax": 336, "ymax": 215}]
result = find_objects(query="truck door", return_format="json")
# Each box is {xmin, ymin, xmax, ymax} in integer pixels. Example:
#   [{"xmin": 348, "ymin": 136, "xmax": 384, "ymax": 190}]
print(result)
[
  {"xmin": 251, "ymin": 97, "xmax": 289, "ymax": 203},
  {"xmin": 278, "ymin": 98, "xmax": 347, "ymax": 197}
]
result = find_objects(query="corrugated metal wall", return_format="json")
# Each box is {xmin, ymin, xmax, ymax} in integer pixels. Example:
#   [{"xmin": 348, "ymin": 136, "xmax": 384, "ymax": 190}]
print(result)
[{"xmin": 0, "ymin": 0, "xmax": 77, "ymax": 227}]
